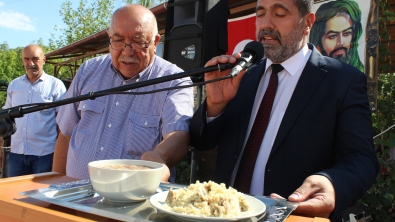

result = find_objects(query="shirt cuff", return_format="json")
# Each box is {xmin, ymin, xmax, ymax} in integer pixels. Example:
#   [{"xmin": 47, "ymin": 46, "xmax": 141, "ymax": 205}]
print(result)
[{"xmin": 206, "ymin": 110, "xmax": 224, "ymax": 123}]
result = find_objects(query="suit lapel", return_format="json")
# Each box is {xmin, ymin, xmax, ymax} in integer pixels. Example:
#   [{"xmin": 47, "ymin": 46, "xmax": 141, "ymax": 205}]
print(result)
[
  {"xmin": 270, "ymin": 45, "xmax": 328, "ymax": 157},
  {"xmin": 238, "ymin": 60, "xmax": 267, "ymax": 150}
]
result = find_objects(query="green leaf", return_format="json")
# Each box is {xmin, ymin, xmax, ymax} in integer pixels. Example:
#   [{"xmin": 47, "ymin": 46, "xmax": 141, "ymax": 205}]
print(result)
[
  {"xmin": 384, "ymin": 193, "xmax": 394, "ymax": 202},
  {"xmin": 384, "ymin": 139, "xmax": 394, "ymax": 148},
  {"xmin": 386, "ymin": 178, "xmax": 392, "ymax": 187}
]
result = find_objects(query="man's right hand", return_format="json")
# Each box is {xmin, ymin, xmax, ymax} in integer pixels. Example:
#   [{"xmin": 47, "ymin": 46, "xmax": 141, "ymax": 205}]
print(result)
[{"xmin": 205, "ymin": 53, "xmax": 247, "ymax": 117}]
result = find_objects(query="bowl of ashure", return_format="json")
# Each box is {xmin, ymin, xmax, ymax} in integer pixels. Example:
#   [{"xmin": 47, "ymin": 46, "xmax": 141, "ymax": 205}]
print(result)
[
  {"xmin": 150, "ymin": 181, "xmax": 266, "ymax": 221},
  {"xmin": 88, "ymin": 159, "xmax": 164, "ymax": 203}
]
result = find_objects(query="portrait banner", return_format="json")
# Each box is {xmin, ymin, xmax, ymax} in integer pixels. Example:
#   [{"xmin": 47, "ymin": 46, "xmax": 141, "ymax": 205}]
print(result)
[{"xmin": 311, "ymin": 0, "xmax": 378, "ymax": 111}]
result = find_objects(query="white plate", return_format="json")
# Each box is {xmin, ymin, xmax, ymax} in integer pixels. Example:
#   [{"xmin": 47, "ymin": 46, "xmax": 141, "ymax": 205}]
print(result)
[{"xmin": 149, "ymin": 191, "xmax": 266, "ymax": 221}]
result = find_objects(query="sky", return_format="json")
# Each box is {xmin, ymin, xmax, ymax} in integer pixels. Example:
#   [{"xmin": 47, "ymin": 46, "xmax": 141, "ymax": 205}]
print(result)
[{"xmin": 0, "ymin": 0, "xmax": 127, "ymax": 49}]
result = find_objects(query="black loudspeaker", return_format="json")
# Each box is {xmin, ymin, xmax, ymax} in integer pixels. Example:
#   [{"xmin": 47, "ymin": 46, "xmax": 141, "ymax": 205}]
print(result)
[{"xmin": 163, "ymin": 0, "xmax": 229, "ymax": 82}]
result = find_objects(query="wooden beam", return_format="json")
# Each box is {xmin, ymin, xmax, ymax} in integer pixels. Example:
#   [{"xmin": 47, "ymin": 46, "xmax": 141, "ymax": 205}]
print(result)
[{"xmin": 229, "ymin": 2, "xmax": 256, "ymax": 15}]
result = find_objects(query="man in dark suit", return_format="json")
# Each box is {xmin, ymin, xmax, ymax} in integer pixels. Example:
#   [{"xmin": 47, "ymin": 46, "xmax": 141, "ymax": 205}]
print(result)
[{"xmin": 189, "ymin": 0, "xmax": 379, "ymax": 221}]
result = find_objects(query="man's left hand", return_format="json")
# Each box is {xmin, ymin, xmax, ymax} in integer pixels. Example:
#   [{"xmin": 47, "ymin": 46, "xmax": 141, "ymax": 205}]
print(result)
[
  {"xmin": 270, "ymin": 175, "xmax": 335, "ymax": 219},
  {"xmin": 141, "ymin": 150, "xmax": 171, "ymax": 182}
]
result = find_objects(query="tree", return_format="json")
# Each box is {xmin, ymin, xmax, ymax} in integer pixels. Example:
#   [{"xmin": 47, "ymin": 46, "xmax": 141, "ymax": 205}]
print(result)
[
  {"xmin": 49, "ymin": 0, "xmax": 166, "ymax": 50},
  {"xmin": 123, "ymin": 0, "xmax": 166, "ymax": 8},
  {"xmin": 46, "ymin": 0, "xmax": 117, "ymax": 79},
  {"xmin": 0, "ymin": 44, "xmax": 23, "ymax": 107}
]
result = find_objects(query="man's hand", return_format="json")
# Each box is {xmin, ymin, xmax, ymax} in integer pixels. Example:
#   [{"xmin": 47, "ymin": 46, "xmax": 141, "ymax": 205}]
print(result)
[
  {"xmin": 141, "ymin": 150, "xmax": 170, "ymax": 182},
  {"xmin": 204, "ymin": 53, "xmax": 247, "ymax": 117},
  {"xmin": 270, "ymin": 175, "xmax": 335, "ymax": 219},
  {"xmin": 141, "ymin": 131, "xmax": 189, "ymax": 182}
]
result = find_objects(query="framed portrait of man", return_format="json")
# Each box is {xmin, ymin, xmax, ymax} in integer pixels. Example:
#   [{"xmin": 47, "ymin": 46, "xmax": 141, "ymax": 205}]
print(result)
[{"xmin": 309, "ymin": 0, "xmax": 379, "ymax": 111}]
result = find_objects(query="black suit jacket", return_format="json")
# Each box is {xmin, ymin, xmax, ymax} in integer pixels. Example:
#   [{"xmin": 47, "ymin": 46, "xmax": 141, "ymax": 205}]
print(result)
[{"xmin": 190, "ymin": 44, "xmax": 379, "ymax": 221}]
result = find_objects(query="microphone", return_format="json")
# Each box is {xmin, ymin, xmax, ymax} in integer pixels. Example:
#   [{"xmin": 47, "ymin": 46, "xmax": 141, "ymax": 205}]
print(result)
[{"xmin": 229, "ymin": 41, "xmax": 264, "ymax": 77}]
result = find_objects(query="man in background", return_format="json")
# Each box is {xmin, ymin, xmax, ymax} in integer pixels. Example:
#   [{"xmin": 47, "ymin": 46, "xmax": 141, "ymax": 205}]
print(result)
[
  {"xmin": 1, "ymin": 44, "xmax": 66, "ymax": 177},
  {"xmin": 309, "ymin": 0, "xmax": 364, "ymax": 72},
  {"xmin": 53, "ymin": 4, "xmax": 194, "ymax": 182}
]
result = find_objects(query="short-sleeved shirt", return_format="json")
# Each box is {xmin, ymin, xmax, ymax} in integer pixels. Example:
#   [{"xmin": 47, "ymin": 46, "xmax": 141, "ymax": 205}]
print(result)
[
  {"xmin": 56, "ymin": 54, "xmax": 194, "ymax": 179},
  {"xmin": 3, "ymin": 72, "xmax": 67, "ymax": 156}
]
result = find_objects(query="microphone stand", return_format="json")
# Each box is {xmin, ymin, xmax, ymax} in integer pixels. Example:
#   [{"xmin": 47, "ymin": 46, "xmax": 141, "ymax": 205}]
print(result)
[{"xmin": 0, "ymin": 63, "xmax": 235, "ymax": 138}]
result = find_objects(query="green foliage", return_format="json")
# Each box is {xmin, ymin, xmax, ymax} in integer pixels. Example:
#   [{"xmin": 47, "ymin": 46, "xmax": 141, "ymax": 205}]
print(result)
[
  {"xmin": 51, "ymin": 0, "xmax": 115, "ymax": 49},
  {"xmin": 122, "ymin": 0, "xmax": 166, "ymax": 8},
  {"xmin": 377, "ymin": 0, "xmax": 395, "ymax": 74},
  {"xmin": 0, "ymin": 44, "xmax": 24, "ymax": 107},
  {"xmin": 372, "ymin": 73, "xmax": 395, "ymax": 148},
  {"xmin": 359, "ymin": 152, "xmax": 395, "ymax": 221},
  {"xmin": 359, "ymin": 0, "xmax": 395, "ymax": 220},
  {"xmin": 175, "ymin": 150, "xmax": 191, "ymax": 185},
  {"xmin": 46, "ymin": 0, "xmax": 117, "ymax": 80}
]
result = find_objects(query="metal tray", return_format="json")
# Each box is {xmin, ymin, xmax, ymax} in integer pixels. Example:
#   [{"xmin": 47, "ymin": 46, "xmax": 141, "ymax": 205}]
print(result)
[{"xmin": 19, "ymin": 179, "xmax": 297, "ymax": 222}]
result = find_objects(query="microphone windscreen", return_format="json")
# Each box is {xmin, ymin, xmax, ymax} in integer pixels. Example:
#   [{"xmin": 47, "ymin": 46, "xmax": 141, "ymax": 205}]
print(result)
[{"xmin": 242, "ymin": 41, "xmax": 264, "ymax": 64}]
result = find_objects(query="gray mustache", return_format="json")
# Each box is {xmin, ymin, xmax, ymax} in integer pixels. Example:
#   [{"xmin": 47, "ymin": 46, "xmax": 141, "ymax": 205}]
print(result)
[
  {"xmin": 258, "ymin": 30, "xmax": 281, "ymax": 42},
  {"xmin": 119, "ymin": 57, "xmax": 140, "ymax": 63}
]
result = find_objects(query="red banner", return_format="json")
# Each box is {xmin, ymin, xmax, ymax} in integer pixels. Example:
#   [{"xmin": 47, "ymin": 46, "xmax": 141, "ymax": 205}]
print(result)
[{"xmin": 227, "ymin": 14, "xmax": 256, "ymax": 55}]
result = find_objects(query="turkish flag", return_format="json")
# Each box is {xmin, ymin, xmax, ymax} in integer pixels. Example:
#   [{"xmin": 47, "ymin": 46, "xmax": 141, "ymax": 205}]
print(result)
[{"xmin": 227, "ymin": 13, "xmax": 256, "ymax": 55}]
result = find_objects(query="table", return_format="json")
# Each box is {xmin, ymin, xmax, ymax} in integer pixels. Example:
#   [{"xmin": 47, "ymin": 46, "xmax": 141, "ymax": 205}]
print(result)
[{"xmin": 0, "ymin": 172, "xmax": 329, "ymax": 222}]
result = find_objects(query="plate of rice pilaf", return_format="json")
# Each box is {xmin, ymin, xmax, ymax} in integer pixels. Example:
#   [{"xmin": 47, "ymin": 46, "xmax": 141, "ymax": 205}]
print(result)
[{"xmin": 149, "ymin": 181, "xmax": 266, "ymax": 221}]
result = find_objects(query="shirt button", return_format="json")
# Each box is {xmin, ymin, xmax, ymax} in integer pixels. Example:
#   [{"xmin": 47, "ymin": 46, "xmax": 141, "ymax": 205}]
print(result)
[
  {"xmin": 108, "ymin": 123, "xmax": 112, "ymax": 128},
  {"xmin": 83, "ymin": 105, "xmax": 86, "ymax": 109},
  {"xmin": 116, "ymin": 102, "xmax": 119, "ymax": 106},
  {"xmin": 100, "ymin": 147, "xmax": 104, "ymax": 151},
  {"xmin": 122, "ymin": 81, "xmax": 127, "ymax": 85},
  {"xmin": 144, "ymin": 121, "xmax": 148, "ymax": 126}
]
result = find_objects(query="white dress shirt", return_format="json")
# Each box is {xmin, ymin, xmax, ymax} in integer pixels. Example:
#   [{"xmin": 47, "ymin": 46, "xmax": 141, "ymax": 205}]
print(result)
[
  {"xmin": 230, "ymin": 44, "xmax": 312, "ymax": 195},
  {"xmin": 3, "ymin": 72, "xmax": 66, "ymax": 156}
]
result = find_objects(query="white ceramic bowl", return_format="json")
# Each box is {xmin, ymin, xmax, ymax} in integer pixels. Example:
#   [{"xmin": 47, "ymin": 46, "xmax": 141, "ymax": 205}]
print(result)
[{"xmin": 88, "ymin": 159, "xmax": 164, "ymax": 203}]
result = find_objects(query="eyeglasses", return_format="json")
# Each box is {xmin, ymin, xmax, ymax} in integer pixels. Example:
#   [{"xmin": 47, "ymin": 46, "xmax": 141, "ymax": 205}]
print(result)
[{"xmin": 109, "ymin": 37, "xmax": 151, "ymax": 52}]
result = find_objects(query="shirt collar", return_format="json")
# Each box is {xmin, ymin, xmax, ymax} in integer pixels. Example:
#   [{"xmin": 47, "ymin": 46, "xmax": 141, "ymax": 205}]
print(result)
[
  {"xmin": 23, "ymin": 71, "xmax": 47, "ymax": 84},
  {"xmin": 265, "ymin": 44, "xmax": 310, "ymax": 76}
]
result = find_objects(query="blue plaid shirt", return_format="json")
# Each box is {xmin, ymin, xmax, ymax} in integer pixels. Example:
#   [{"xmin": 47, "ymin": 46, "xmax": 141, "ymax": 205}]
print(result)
[
  {"xmin": 3, "ymin": 72, "xmax": 66, "ymax": 155},
  {"xmin": 56, "ymin": 54, "xmax": 194, "ymax": 179}
]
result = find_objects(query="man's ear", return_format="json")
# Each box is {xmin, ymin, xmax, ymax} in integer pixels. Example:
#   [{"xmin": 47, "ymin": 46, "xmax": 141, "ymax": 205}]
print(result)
[
  {"xmin": 304, "ymin": 12, "xmax": 316, "ymax": 35},
  {"xmin": 153, "ymin": 34, "xmax": 161, "ymax": 46}
]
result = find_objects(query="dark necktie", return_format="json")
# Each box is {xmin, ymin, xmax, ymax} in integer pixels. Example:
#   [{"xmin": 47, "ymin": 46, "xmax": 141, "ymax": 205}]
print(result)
[{"xmin": 233, "ymin": 64, "xmax": 284, "ymax": 193}]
